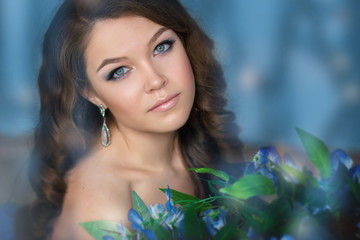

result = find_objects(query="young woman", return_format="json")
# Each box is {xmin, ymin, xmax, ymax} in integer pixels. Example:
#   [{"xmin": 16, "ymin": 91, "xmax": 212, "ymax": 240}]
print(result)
[{"xmin": 26, "ymin": 0, "xmax": 243, "ymax": 239}]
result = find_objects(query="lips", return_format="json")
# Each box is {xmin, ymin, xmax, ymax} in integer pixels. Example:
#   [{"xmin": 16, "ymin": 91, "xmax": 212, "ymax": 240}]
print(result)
[{"xmin": 148, "ymin": 93, "xmax": 180, "ymax": 112}]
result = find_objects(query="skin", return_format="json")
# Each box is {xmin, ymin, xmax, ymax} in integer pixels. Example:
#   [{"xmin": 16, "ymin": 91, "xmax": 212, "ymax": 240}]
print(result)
[{"xmin": 51, "ymin": 16, "xmax": 196, "ymax": 239}]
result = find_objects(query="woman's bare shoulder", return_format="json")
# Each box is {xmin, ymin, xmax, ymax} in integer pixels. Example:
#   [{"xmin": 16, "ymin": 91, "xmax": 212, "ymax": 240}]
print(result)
[{"xmin": 51, "ymin": 158, "xmax": 133, "ymax": 239}]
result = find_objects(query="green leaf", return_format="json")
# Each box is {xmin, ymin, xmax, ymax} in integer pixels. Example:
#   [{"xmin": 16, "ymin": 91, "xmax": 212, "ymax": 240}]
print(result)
[
  {"xmin": 188, "ymin": 168, "xmax": 230, "ymax": 182},
  {"xmin": 79, "ymin": 220, "xmax": 122, "ymax": 240},
  {"xmin": 241, "ymin": 198, "xmax": 269, "ymax": 235},
  {"xmin": 329, "ymin": 162, "xmax": 360, "ymax": 206},
  {"xmin": 262, "ymin": 197, "xmax": 292, "ymax": 235},
  {"xmin": 275, "ymin": 170, "xmax": 296, "ymax": 199},
  {"xmin": 304, "ymin": 184, "xmax": 327, "ymax": 207},
  {"xmin": 183, "ymin": 204, "xmax": 203, "ymax": 239},
  {"xmin": 295, "ymin": 128, "xmax": 332, "ymax": 179},
  {"xmin": 159, "ymin": 188, "xmax": 200, "ymax": 202},
  {"xmin": 132, "ymin": 191, "xmax": 151, "ymax": 223},
  {"xmin": 219, "ymin": 174, "xmax": 276, "ymax": 199},
  {"xmin": 151, "ymin": 221, "xmax": 172, "ymax": 239},
  {"xmin": 346, "ymin": 172, "xmax": 360, "ymax": 205},
  {"xmin": 209, "ymin": 179, "xmax": 228, "ymax": 187},
  {"xmin": 207, "ymin": 180, "xmax": 219, "ymax": 195},
  {"xmin": 213, "ymin": 214, "xmax": 244, "ymax": 240},
  {"xmin": 280, "ymin": 164, "xmax": 319, "ymax": 187},
  {"xmin": 159, "ymin": 188, "xmax": 213, "ymax": 211}
]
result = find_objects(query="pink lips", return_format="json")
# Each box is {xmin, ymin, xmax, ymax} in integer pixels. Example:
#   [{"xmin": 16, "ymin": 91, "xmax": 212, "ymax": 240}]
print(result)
[{"xmin": 148, "ymin": 93, "xmax": 180, "ymax": 112}]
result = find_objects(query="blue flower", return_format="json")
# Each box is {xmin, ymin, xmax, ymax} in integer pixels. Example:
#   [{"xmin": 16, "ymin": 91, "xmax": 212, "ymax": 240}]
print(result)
[
  {"xmin": 302, "ymin": 165, "xmax": 313, "ymax": 177},
  {"xmin": 244, "ymin": 146, "xmax": 283, "ymax": 187},
  {"xmin": 270, "ymin": 235, "xmax": 294, "ymax": 240},
  {"xmin": 326, "ymin": 149, "xmax": 354, "ymax": 184},
  {"xmin": 128, "ymin": 209, "xmax": 143, "ymax": 232},
  {"xmin": 266, "ymin": 145, "xmax": 282, "ymax": 165},
  {"xmin": 350, "ymin": 165, "xmax": 360, "ymax": 183},
  {"xmin": 128, "ymin": 208, "xmax": 156, "ymax": 240},
  {"xmin": 116, "ymin": 221, "xmax": 128, "ymax": 240},
  {"xmin": 149, "ymin": 202, "xmax": 184, "ymax": 232},
  {"xmin": 102, "ymin": 236, "xmax": 115, "ymax": 240},
  {"xmin": 165, "ymin": 208, "xmax": 184, "ymax": 234},
  {"xmin": 247, "ymin": 146, "xmax": 281, "ymax": 171},
  {"xmin": 202, "ymin": 208, "xmax": 227, "ymax": 237},
  {"xmin": 147, "ymin": 186, "xmax": 185, "ymax": 239},
  {"xmin": 318, "ymin": 149, "xmax": 355, "ymax": 189},
  {"xmin": 164, "ymin": 186, "xmax": 184, "ymax": 233},
  {"xmin": 165, "ymin": 186, "xmax": 177, "ymax": 214},
  {"xmin": 149, "ymin": 204, "xmax": 167, "ymax": 220},
  {"xmin": 259, "ymin": 167, "xmax": 278, "ymax": 187},
  {"xmin": 331, "ymin": 149, "xmax": 353, "ymax": 170},
  {"xmin": 283, "ymin": 153, "xmax": 299, "ymax": 171},
  {"xmin": 307, "ymin": 204, "xmax": 331, "ymax": 215},
  {"xmin": 261, "ymin": 145, "xmax": 282, "ymax": 165},
  {"xmin": 280, "ymin": 235, "xmax": 295, "ymax": 240},
  {"xmin": 246, "ymin": 227, "xmax": 264, "ymax": 239}
]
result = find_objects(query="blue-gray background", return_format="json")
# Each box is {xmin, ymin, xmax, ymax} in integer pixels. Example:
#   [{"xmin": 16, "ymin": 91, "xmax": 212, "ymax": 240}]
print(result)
[{"xmin": 1, "ymin": 0, "xmax": 359, "ymax": 151}]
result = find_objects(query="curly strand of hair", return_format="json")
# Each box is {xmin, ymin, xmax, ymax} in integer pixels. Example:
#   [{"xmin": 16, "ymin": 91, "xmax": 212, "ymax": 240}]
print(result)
[
  {"xmin": 28, "ymin": 31, "xmax": 90, "ymax": 240},
  {"xmin": 28, "ymin": 117, "xmax": 86, "ymax": 239},
  {"xmin": 180, "ymin": 18, "xmax": 244, "ymax": 172}
]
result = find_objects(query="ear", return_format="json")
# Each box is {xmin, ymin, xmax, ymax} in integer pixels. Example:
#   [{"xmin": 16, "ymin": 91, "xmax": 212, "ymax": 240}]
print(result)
[{"xmin": 82, "ymin": 87, "xmax": 107, "ymax": 109}]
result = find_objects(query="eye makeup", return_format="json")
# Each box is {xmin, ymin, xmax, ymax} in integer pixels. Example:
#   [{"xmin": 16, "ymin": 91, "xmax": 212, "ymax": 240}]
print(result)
[
  {"xmin": 106, "ymin": 66, "xmax": 131, "ymax": 81},
  {"xmin": 105, "ymin": 38, "xmax": 176, "ymax": 81},
  {"xmin": 153, "ymin": 39, "xmax": 175, "ymax": 56}
]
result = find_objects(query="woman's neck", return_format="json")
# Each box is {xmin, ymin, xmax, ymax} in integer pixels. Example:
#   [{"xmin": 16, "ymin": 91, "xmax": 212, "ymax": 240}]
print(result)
[{"xmin": 102, "ymin": 127, "xmax": 182, "ymax": 171}]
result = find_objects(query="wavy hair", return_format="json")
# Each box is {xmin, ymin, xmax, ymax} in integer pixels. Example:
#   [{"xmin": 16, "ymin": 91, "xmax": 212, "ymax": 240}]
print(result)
[{"xmin": 24, "ymin": 0, "xmax": 243, "ymax": 238}]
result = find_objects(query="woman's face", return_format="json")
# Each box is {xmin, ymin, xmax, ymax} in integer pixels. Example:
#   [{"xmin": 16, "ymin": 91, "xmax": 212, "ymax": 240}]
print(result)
[{"xmin": 84, "ymin": 16, "xmax": 195, "ymax": 134}]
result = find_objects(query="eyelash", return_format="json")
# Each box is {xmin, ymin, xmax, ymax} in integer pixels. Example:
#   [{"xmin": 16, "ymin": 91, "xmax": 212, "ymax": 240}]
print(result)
[
  {"xmin": 153, "ymin": 39, "xmax": 175, "ymax": 56},
  {"xmin": 106, "ymin": 39, "xmax": 176, "ymax": 81},
  {"xmin": 107, "ymin": 66, "xmax": 131, "ymax": 81}
]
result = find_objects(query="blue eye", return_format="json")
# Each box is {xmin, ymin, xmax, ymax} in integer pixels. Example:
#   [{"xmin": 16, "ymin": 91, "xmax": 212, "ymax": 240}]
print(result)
[
  {"xmin": 107, "ymin": 66, "xmax": 130, "ymax": 81},
  {"xmin": 154, "ymin": 39, "xmax": 175, "ymax": 56}
]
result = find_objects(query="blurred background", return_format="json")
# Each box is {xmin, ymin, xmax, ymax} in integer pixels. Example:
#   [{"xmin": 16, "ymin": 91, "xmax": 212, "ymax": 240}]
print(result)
[{"xmin": 0, "ymin": 0, "xmax": 359, "ymax": 206}]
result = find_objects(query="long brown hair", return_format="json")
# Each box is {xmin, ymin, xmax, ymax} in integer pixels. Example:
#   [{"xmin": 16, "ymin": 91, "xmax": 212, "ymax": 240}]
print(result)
[{"xmin": 25, "ymin": 0, "xmax": 243, "ymax": 238}]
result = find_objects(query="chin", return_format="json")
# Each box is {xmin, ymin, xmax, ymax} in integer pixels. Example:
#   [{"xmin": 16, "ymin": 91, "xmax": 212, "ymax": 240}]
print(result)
[
  {"xmin": 153, "ymin": 108, "xmax": 192, "ymax": 133},
  {"xmin": 159, "ymin": 115, "xmax": 190, "ymax": 133}
]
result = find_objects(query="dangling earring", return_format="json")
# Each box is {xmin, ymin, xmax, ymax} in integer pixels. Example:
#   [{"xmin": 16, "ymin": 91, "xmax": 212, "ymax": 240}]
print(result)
[{"xmin": 99, "ymin": 104, "xmax": 110, "ymax": 147}]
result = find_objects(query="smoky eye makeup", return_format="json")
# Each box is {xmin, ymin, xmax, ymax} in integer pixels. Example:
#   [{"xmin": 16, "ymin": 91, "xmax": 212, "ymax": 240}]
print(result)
[
  {"xmin": 106, "ymin": 66, "xmax": 131, "ymax": 81},
  {"xmin": 153, "ymin": 39, "xmax": 176, "ymax": 56},
  {"xmin": 104, "ymin": 37, "xmax": 176, "ymax": 81}
]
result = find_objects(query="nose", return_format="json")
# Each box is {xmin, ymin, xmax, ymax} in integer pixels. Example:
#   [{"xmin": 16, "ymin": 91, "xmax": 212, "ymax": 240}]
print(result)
[{"xmin": 143, "ymin": 62, "xmax": 168, "ymax": 93}]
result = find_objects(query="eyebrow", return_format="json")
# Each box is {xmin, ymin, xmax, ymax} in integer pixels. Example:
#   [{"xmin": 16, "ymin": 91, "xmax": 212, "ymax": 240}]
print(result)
[
  {"xmin": 96, "ymin": 57, "xmax": 127, "ymax": 73},
  {"xmin": 96, "ymin": 27, "xmax": 169, "ymax": 73},
  {"xmin": 148, "ymin": 27, "xmax": 168, "ymax": 46}
]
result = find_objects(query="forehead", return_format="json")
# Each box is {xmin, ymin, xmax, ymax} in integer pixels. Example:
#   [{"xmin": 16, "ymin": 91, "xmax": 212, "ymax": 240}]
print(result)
[
  {"xmin": 85, "ymin": 16, "xmax": 165, "ymax": 63},
  {"xmin": 90, "ymin": 15, "xmax": 161, "ymax": 39}
]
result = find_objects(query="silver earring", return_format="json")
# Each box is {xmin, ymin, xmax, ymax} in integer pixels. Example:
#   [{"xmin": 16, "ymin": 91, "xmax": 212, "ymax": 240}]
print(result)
[{"xmin": 99, "ymin": 104, "xmax": 110, "ymax": 147}]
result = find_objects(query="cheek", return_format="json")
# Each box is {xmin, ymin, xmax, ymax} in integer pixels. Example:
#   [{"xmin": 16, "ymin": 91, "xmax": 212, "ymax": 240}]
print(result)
[
  {"xmin": 181, "ymin": 59, "xmax": 196, "ymax": 98},
  {"xmin": 166, "ymin": 49, "xmax": 195, "ymax": 89},
  {"xmin": 97, "ymin": 81, "xmax": 142, "ymax": 116}
]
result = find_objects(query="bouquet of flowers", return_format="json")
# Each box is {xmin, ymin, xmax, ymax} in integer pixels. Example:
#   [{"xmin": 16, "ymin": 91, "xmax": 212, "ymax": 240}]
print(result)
[{"xmin": 80, "ymin": 128, "xmax": 360, "ymax": 239}]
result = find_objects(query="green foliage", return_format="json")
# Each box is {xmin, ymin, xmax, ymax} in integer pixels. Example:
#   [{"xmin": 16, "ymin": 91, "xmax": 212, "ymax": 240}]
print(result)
[
  {"xmin": 213, "ymin": 214, "xmax": 244, "ymax": 240},
  {"xmin": 159, "ymin": 187, "xmax": 213, "ymax": 211},
  {"xmin": 79, "ymin": 220, "xmax": 122, "ymax": 240},
  {"xmin": 279, "ymin": 164, "xmax": 318, "ymax": 187},
  {"xmin": 183, "ymin": 204, "xmax": 205, "ymax": 239},
  {"xmin": 132, "ymin": 191, "xmax": 151, "ymax": 223},
  {"xmin": 219, "ymin": 174, "xmax": 276, "ymax": 199},
  {"xmin": 80, "ymin": 129, "xmax": 360, "ymax": 239},
  {"xmin": 296, "ymin": 127, "xmax": 332, "ymax": 179},
  {"xmin": 150, "ymin": 222, "xmax": 172, "ymax": 240},
  {"xmin": 188, "ymin": 168, "xmax": 230, "ymax": 182}
]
